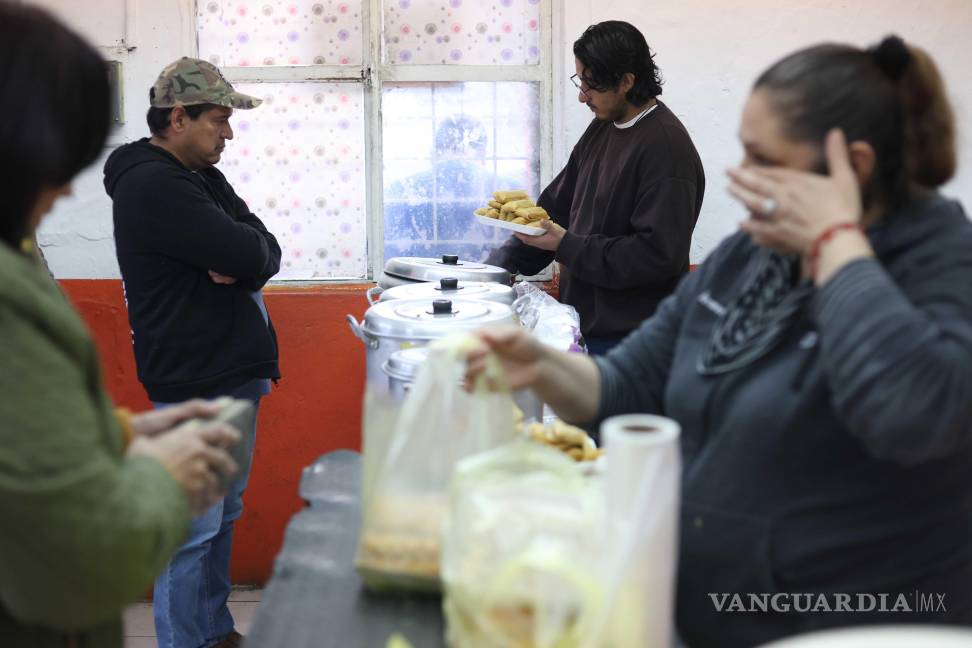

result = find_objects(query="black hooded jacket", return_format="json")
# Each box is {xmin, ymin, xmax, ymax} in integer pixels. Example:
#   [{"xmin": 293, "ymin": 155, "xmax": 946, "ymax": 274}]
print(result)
[{"xmin": 104, "ymin": 139, "xmax": 280, "ymax": 402}]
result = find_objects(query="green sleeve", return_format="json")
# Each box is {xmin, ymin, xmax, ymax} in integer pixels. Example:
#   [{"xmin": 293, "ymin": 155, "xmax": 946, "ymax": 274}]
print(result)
[{"xmin": 0, "ymin": 303, "xmax": 190, "ymax": 632}]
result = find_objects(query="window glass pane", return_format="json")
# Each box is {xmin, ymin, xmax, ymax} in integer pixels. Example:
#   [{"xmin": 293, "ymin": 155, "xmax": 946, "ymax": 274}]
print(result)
[
  {"xmin": 198, "ymin": 1, "xmax": 363, "ymax": 67},
  {"xmin": 383, "ymin": 0, "xmax": 541, "ymax": 65},
  {"xmin": 218, "ymin": 82, "xmax": 367, "ymax": 279},
  {"xmin": 383, "ymin": 82, "xmax": 540, "ymax": 262}
]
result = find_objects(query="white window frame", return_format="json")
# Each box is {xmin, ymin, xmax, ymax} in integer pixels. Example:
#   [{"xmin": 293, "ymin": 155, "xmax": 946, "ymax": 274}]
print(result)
[{"xmin": 192, "ymin": 0, "xmax": 557, "ymax": 282}]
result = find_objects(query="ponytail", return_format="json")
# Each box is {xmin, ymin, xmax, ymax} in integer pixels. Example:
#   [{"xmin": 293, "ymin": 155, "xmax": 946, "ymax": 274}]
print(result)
[{"xmin": 896, "ymin": 44, "xmax": 956, "ymax": 187}]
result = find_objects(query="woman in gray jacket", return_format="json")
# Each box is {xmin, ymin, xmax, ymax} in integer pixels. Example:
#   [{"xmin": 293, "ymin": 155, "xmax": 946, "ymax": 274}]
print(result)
[{"xmin": 468, "ymin": 36, "xmax": 972, "ymax": 647}]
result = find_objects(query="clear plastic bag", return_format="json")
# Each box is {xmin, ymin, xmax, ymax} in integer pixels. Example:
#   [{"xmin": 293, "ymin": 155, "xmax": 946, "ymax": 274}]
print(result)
[
  {"xmin": 442, "ymin": 441, "xmax": 606, "ymax": 647},
  {"xmin": 442, "ymin": 415, "xmax": 681, "ymax": 648},
  {"xmin": 357, "ymin": 334, "xmax": 517, "ymax": 592},
  {"xmin": 512, "ymin": 282, "xmax": 586, "ymax": 354}
]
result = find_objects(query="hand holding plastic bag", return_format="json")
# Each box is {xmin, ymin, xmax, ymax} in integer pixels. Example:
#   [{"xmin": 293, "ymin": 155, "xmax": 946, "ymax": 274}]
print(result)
[{"xmin": 357, "ymin": 333, "xmax": 517, "ymax": 591}]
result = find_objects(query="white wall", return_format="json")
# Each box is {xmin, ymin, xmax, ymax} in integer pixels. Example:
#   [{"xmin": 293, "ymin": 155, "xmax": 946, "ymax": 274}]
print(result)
[
  {"xmin": 33, "ymin": 0, "xmax": 195, "ymax": 278},
  {"xmin": 559, "ymin": 0, "xmax": 972, "ymax": 262},
  {"xmin": 34, "ymin": 0, "xmax": 972, "ymax": 276}
]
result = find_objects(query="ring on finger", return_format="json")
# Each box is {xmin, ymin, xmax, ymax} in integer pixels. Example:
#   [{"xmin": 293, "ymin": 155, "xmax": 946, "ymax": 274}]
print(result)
[{"xmin": 761, "ymin": 197, "xmax": 778, "ymax": 218}]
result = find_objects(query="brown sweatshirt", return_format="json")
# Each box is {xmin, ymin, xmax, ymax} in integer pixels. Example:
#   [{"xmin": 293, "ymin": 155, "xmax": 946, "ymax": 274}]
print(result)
[{"xmin": 487, "ymin": 101, "xmax": 704, "ymax": 338}]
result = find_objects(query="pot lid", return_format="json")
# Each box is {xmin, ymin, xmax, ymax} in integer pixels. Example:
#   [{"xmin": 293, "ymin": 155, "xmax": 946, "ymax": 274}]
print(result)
[
  {"xmin": 382, "ymin": 347, "xmax": 431, "ymax": 382},
  {"xmin": 376, "ymin": 271, "xmax": 416, "ymax": 290},
  {"xmin": 383, "ymin": 255, "xmax": 511, "ymax": 284},
  {"xmin": 362, "ymin": 297, "xmax": 516, "ymax": 340},
  {"xmin": 378, "ymin": 278, "xmax": 515, "ymax": 305}
]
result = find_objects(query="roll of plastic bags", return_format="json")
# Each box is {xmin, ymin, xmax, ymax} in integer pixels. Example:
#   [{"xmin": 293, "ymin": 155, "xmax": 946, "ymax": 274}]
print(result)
[{"xmin": 586, "ymin": 414, "xmax": 681, "ymax": 648}]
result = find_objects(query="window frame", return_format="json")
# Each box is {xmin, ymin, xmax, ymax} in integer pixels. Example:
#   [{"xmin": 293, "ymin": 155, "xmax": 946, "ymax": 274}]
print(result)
[{"xmin": 193, "ymin": 0, "xmax": 557, "ymax": 282}]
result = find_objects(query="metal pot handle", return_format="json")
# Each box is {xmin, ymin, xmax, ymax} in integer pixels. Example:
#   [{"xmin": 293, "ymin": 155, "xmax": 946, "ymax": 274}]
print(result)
[
  {"xmin": 366, "ymin": 285, "xmax": 383, "ymax": 306},
  {"xmin": 346, "ymin": 314, "xmax": 379, "ymax": 349}
]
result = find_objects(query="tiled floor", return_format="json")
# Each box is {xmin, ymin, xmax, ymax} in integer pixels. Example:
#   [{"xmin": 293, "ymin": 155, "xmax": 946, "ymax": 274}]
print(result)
[{"xmin": 123, "ymin": 588, "xmax": 263, "ymax": 648}]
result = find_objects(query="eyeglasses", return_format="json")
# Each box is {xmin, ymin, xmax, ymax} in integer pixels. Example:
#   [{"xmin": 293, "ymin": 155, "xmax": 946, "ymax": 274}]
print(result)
[{"xmin": 570, "ymin": 73, "xmax": 591, "ymax": 98}]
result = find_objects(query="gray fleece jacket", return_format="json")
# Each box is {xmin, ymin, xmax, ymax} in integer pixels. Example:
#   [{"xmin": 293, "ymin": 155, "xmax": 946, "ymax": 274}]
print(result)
[{"xmin": 594, "ymin": 192, "xmax": 972, "ymax": 647}]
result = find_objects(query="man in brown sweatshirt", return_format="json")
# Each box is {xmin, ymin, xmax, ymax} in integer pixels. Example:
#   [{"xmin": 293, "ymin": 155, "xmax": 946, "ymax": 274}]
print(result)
[{"xmin": 488, "ymin": 21, "xmax": 704, "ymax": 355}]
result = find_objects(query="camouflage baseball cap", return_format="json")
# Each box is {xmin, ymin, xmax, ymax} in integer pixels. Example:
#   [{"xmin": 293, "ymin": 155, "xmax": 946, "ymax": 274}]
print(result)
[{"xmin": 150, "ymin": 57, "xmax": 261, "ymax": 110}]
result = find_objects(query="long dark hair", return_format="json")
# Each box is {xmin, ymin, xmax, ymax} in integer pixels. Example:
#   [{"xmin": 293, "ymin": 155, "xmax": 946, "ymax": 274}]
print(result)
[
  {"xmin": 0, "ymin": 4, "xmax": 112, "ymax": 247},
  {"xmin": 573, "ymin": 21, "xmax": 663, "ymax": 105},
  {"xmin": 755, "ymin": 35, "xmax": 956, "ymax": 208}
]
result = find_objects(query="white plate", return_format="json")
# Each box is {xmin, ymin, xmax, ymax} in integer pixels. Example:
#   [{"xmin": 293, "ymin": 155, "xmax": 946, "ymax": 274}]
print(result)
[{"xmin": 474, "ymin": 213, "xmax": 544, "ymax": 236}]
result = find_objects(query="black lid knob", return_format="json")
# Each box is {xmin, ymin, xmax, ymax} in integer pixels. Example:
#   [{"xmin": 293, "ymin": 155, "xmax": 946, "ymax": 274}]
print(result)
[
  {"xmin": 440, "ymin": 277, "xmax": 459, "ymax": 291},
  {"xmin": 432, "ymin": 299, "xmax": 453, "ymax": 315},
  {"xmin": 441, "ymin": 254, "xmax": 459, "ymax": 265}
]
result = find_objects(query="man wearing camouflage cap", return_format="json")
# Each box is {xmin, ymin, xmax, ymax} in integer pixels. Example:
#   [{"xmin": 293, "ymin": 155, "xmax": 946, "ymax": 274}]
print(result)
[
  {"xmin": 152, "ymin": 57, "xmax": 263, "ymax": 110},
  {"xmin": 104, "ymin": 57, "xmax": 280, "ymax": 648}
]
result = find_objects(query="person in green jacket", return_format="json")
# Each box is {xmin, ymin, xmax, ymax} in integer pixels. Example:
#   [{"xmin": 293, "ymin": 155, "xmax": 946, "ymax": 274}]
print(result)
[{"xmin": 0, "ymin": 5, "xmax": 242, "ymax": 647}]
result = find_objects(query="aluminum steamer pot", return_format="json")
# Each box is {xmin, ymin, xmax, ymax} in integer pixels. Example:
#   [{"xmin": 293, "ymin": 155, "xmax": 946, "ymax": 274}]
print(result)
[
  {"xmin": 368, "ymin": 254, "xmax": 511, "ymax": 304},
  {"xmin": 368, "ymin": 277, "xmax": 515, "ymax": 307},
  {"xmin": 346, "ymin": 296, "xmax": 516, "ymax": 388},
  {"xmin": 382, "ymin": 347, "xmax": 432, "ymax": 400}
]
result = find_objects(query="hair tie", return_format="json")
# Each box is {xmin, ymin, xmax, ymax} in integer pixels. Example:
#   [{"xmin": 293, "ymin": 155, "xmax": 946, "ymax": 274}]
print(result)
[{"xmin": 870, "ymin": 35, "xmax": 911, "ymax": 81}]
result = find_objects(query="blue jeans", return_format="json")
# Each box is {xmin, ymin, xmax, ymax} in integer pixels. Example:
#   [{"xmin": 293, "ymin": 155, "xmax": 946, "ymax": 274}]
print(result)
[{"xmin": 152, "ymin": 382, "xmax": 266, "ymax": 648}]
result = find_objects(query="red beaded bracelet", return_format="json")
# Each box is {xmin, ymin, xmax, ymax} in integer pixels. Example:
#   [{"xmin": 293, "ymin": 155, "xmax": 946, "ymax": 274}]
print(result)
[{"xmin": 808, "ymin": 222, "xmax": 862, "ymax": 279}]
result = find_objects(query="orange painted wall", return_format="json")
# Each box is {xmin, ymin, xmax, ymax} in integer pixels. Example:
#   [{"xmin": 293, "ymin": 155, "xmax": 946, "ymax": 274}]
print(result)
[{"xmin": 59, "ymin": 280, "xmax": 371, "ymax": 585}]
